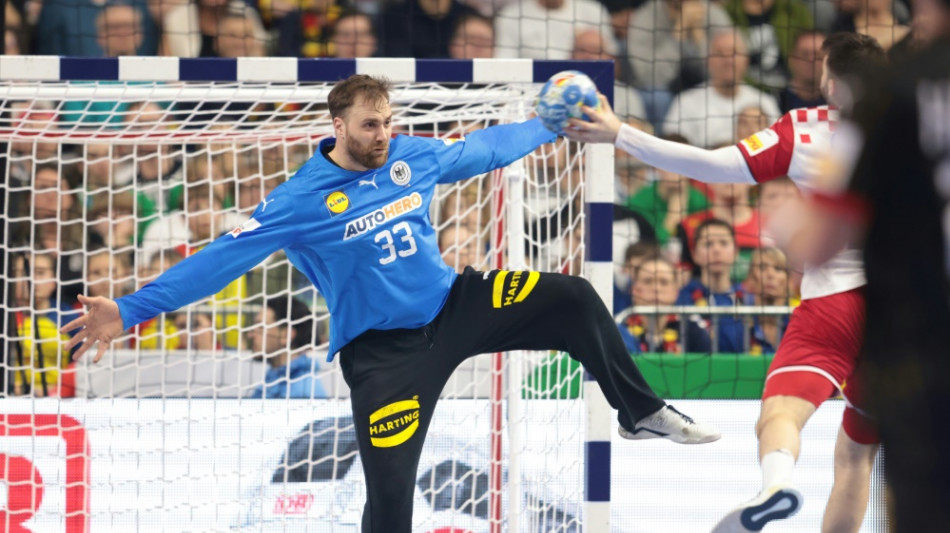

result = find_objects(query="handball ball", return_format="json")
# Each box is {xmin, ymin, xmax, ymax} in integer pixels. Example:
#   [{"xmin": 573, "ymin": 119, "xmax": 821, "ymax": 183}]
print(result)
[{"xmin": 535, "ymin": 70, "xmax": 601, "ymax": 135}]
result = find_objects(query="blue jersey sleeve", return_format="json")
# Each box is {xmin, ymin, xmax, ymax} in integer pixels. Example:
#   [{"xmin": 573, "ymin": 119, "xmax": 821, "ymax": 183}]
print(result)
[
  {"xmin": 116, "ymin": 192, "xmax": 302, "ymax": 330},
  {"xmin": 428, "ymin": 117, "xmax": 556, "ymax": 184}
]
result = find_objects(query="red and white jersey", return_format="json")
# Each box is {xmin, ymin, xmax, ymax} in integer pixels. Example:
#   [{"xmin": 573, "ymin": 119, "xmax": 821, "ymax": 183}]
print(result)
[{"xmin": 736, "ymin": 106, "xmax": 866, "ymax": 300}]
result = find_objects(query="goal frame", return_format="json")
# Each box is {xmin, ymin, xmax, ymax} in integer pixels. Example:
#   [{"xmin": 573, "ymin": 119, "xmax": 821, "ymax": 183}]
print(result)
[{"xmin": 0, "ymin": 56, "xmax": 616, "ymax": 532}]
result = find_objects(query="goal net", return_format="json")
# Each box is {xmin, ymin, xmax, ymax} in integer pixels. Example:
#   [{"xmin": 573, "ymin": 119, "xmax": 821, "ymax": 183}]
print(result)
[{"xmin": 0, "ymin": 58, "xmax": 615, "ymax": 532}]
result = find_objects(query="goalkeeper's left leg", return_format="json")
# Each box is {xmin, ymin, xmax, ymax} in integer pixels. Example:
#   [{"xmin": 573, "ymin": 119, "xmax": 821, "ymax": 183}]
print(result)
[{"xmin": 433, "ymin": 267, "xmax": 720, "ymax": 440}]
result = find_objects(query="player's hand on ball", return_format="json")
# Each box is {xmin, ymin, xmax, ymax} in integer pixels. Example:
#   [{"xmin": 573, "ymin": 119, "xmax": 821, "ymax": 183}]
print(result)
[
  {"xmin": 563, "ymin": 94, "xmax": 623, "ymax": 144},
  {"xmin": 535, "ymin": 70, "xmax": 601, "ymax": 135},
  {"xmin": 61, "ymin": 294, "xmax": 126, "ymax": 363}
]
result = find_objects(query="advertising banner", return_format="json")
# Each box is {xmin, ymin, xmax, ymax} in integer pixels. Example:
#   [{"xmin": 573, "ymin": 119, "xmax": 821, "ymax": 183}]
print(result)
[{"xmin": 0, "ymin": 400, "xmax": 886, "ymax": 532}]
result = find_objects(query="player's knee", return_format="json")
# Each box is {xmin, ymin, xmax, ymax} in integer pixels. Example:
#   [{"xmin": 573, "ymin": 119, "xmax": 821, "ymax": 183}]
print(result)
[
  {"xmin": 561, "ymin": 276, "xmax": 604, "ymax": 316},
  {"xmin": 755, "ymin": 406, "xmax": 806, "ymax": 438}
]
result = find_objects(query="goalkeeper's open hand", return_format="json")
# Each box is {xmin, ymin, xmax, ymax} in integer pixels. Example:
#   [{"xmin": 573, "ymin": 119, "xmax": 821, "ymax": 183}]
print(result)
[
  {"xmin": 563, "ymin": 94, "xmax": 622, "ymax": 145},
  {"xmin": 61, "ymin": 294, "xmax": 125, "ymax": 364}
]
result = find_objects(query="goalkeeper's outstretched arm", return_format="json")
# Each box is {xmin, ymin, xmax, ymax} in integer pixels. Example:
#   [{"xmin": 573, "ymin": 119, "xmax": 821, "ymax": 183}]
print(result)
[
  {"xmin": 563, "ymin": 94, "xmax": 756, "ymax": 185},
  {"xmin": 62, "ymin": 190, "xmax": 300, "ymax": 362}
]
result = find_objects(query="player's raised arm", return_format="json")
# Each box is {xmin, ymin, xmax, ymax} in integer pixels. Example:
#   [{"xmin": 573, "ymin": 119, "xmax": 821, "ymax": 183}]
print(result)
[
  {"xmin": 564, "ymin": 94, "xmax": 757, "ymax": 184},
  {"xmin": 61, "ymin": 192, "xmax": 300, "ymax": 363},
  {"xmin": 433, "ymin": 117, "xmax": 557, "ymax": 184}
]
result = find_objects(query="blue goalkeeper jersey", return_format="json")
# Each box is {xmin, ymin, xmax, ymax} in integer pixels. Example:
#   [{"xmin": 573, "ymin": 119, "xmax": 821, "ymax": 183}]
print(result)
[{"xmin": 116, "ymin": 118, "xmax": 555, "ymax": 360}]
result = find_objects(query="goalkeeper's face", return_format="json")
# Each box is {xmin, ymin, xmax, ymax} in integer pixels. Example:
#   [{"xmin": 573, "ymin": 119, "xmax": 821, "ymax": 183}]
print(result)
[{"xmin": 339, "ymin": 96, "xmax": 393, "ymax": 170}]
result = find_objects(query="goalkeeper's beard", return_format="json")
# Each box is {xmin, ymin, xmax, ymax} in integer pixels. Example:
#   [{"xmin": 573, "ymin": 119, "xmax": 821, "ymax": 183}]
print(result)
[{"xmin": 347, "ymin": 135, "xmax": 389, "ymax": 169}]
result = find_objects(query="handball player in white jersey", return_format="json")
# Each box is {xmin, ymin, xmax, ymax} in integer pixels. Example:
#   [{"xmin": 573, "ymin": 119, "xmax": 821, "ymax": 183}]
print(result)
[{"xmin": 565, "ymin": 32, "xmax": 887, "ymax": 533}]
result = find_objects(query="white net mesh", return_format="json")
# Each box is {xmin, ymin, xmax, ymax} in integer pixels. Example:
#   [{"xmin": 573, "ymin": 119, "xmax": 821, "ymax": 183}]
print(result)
[{"xmin": 0, "ymin": 79, "xmax": 594, "ymax": 532}]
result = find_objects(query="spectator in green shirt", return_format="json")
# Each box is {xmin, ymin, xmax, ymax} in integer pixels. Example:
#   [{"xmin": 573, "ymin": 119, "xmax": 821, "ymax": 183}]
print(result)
[{"xmin": 624, "ymin": 134, "xmax": 709, "ymax": 245}]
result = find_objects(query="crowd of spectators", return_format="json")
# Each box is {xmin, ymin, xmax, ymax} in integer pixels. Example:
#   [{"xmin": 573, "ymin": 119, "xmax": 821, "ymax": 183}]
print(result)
[{"xmin": 1, "ymin": 0, "xmax": 915, "ymax": 396}]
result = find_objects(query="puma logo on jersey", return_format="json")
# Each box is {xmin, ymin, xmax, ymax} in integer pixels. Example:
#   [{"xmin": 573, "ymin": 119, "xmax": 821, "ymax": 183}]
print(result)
[
  {"xmin": 260, "ymin": 198, "xmax": 276, "ymax": 212},
  {"xmin": 359, "ymin": 174, "xmax": 379, "ymax": 189}
]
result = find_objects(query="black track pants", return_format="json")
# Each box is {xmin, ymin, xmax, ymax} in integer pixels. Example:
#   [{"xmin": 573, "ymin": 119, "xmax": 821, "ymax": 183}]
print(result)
[{"xmin": 339, "ymin": 268, "xmax": 665, "ymax": 533}]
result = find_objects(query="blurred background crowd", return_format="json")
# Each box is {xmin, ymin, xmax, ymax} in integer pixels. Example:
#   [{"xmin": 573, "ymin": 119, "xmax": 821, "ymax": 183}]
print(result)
[{"xmin": 0, "ymin": 0, "xmax": 915, "ymax": 397}]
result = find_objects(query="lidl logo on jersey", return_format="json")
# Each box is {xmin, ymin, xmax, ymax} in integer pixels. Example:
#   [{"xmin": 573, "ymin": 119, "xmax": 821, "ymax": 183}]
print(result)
[
  {"xmin": 230, "ymin": 217, "xmax": 261, "ymax": 238},
  {"xmin": 492, "ymin": 270, "xmax": 540, "ymax": 308},
  {"xmin": 369, "ymin": 397, "xmax": 421, "ymax": 448},
  {"xmin": 740, "ymin": 129, "xmax": 779, "ymax": 156},
  {"xmin": 324, "ymin": 191, "xmax": 350, "ymax": 216},
  {"xmin": 343, "ymin": 192, "xmax": 423, "ymax": 240}
]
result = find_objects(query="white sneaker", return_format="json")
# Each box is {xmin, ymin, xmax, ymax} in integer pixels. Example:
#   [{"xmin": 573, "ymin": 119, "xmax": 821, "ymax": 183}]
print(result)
[
  {"xmin": 619, "ymin": 405, "xmax": 721, "ymax": 444},
  {"xmin": 710, "ymin": 484, "xmax": 803, "ymax": 532}
]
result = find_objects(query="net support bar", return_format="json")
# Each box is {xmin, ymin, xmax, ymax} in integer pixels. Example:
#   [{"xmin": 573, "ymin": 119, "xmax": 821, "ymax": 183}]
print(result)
[
  {"xmin": 584, "ymin": 142, "xmax": 615, "ymax": 530},
  {"xmin": 0, "ymin": 56, "xmax": 615, "ymax": 94},
  {"xmin": 505, "ymin": 151, "xmax": 529, "ymax": 533}
]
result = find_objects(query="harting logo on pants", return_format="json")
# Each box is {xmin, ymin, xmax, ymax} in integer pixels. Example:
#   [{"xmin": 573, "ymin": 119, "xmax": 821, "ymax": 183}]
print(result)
[
  {"xmin": 492, "ymin": 270, "xmax": 540, "ymax": 308},
  {"xmin": 369, "ymin": 397, "xmax": 421, "ymax": 448}
]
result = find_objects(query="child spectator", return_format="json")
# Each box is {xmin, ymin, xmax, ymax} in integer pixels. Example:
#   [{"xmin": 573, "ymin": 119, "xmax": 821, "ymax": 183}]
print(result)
[
  {"xmin": 676, "ymin": 219, "xmax": 746, "ymax": 352},
  {"xmin": 613, "ymin": 240, "xmax": 661, "ymax": 312},
  {"xmin": 617, "ymin": 256, "xmax": 712, "ymax": 354},
  {"xmin": 678, "ymin": 181, "xmax": 761, "ymax": 281}
]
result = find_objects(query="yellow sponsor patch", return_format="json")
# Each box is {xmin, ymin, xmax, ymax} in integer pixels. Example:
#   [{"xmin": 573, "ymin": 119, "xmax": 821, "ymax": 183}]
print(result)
[
  {"xmin": 492, "ymin": 270, "xmax": 540, "ymax": 308},
  {"xmin": 369, "ymin": 397, "xmax": 421, "ymax": 448},
  {"xmin": 742, "ymin": 134, "xmax": 763, "ymax": 152},
  {"xmin": 739, "ymin": 129, "xmax": 779, "ymax": 156},
  {"xmin": 325, "ymin": 191, "xmax": 350, "ymax": 215}
]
